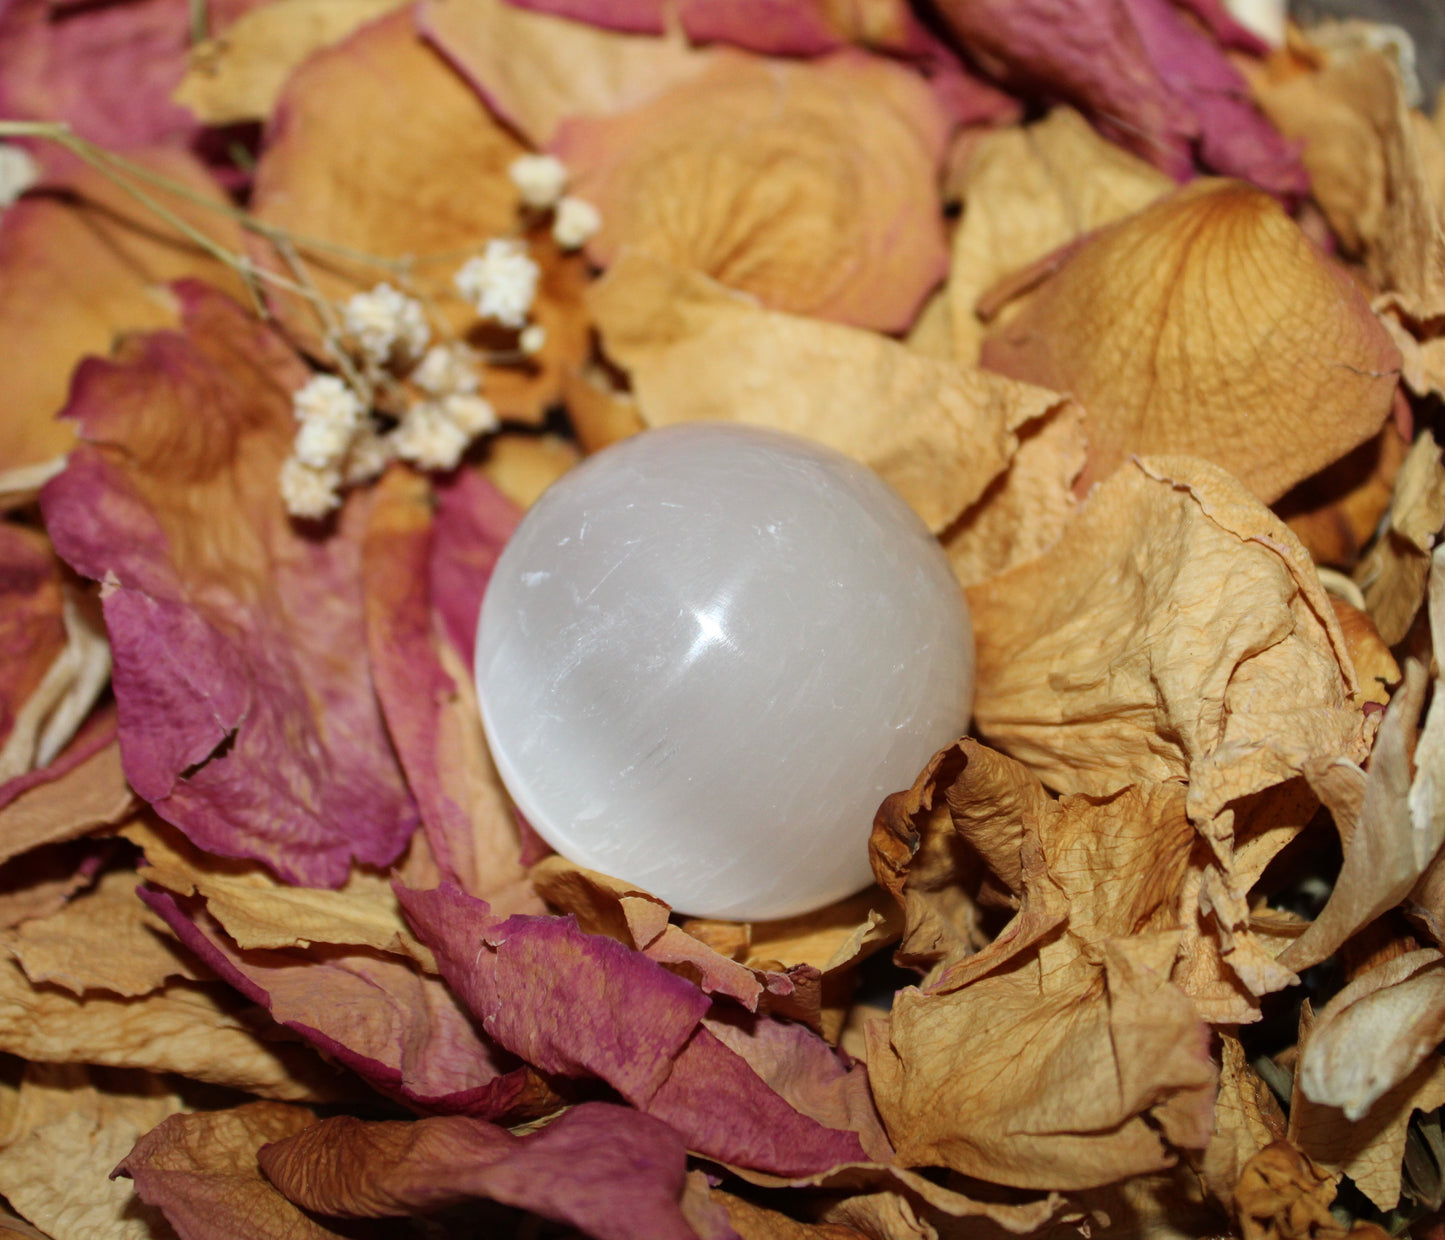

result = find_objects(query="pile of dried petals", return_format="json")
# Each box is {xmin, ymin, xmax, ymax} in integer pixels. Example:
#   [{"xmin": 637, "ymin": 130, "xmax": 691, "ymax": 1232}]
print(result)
[{"xmin": 0, "ymin": 0, "xmax": 1444, "ymax": 1236}]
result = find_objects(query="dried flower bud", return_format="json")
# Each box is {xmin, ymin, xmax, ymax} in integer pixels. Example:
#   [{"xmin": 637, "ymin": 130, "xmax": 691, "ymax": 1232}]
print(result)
[
  {"xmin": 392, "ymin": 401, "xmax": 471, "ymax": 471},
  {"xmin": 280, "ymin": 457, "xmax": 342, "ymax": 519},
  {"xmin": 342, "ymin": 282, "xmax": 430, "ymax": 366},
  {"xmin": 454, "ymin": 240, "xmax": 540, "ymax": 330},
  {"xmin": 292, "ymin": 374, "xmax": 363, "ymax": 428},
  {"xmin": 552, "ymin": 196, "xmax": 601, "ymax": 251},
  {"xmin": 293, "ymin": 416, "xmax": 354, "ymax": 469},
  {"xmin": 411, "ymin": 343, "xmax": 481, "ymax": 397},
  {"xmin": 509, "ymin": 153, "xmax": 568, "ymax": 210},
  {"xmin": 440, "ymin": 392, "xmax": 498, "ymax": 437},
  {"xmin": 344, "ymin": 426, "xmax": 396, "ymax": 485},
  {"xmin": 0, "ymin": 143, "xmax": 38, "ymax": 210},
  {"xmin": 518, "ymin": 324, "xmax": 547, "ymax": 356}
]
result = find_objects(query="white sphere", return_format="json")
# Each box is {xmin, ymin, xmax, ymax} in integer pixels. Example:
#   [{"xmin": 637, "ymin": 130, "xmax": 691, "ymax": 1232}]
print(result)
[{"xmin": 475, "ymin": 423, "xmax": 974, "ymax": 920}]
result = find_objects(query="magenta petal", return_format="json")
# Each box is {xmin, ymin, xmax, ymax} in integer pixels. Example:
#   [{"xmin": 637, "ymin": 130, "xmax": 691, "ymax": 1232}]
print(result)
[
  {"xmin": 259, "ymin": 1103, "xmax": 729, "ymax": 1240},
  {"xmin": 400, "ymin": 883, "xmax": 869, "ymax": 1175},
  {"xmin": 500, "ymin": 0, "xmax": 666, "ymax": 33},
  {"xmin": 430, "ymin": 467, "xmax": 520, "ymax": 673},
  {"xmin": 40, "ymin": 286, "xmax": 416, "ymax": 886},
  {"xmin": 143, "ymin": 887, "xmax": 529, "ymax": 1117}
]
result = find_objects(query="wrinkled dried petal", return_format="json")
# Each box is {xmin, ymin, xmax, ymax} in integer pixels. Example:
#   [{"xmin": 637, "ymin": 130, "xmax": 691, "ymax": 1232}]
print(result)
[
  {"xmin": 0, "ymin": 0, "xmax": 260, "ymax": 149},
  {"xmin": 0, "ymin": 526, "xmax": 66, "ymax": 761},
  {"xmin": 115, "ymin": 1101, "xmax": 343, "ymax": 1240},
  {"xmin": 1, "ymin": 866, "xmax": 198, "ymax": 997},
  {"xmin": 982, "ymin": 180, "xmax": 1401, "ymax": 502},
  {"xmin": 1291, "ymin": 1002, "xmax": 1445, "ymax": 1211},
  {"xmin": 0, "ymin": 151, "xmax": 246, "ymax": 473},
  {"xmin": 0, "ymin": 951, "xmax": 341, "ymax": 1100},
  {"xmin": 968, "ymin": 457, "xmax": 1364, "ymax": 835},
  {"xmin": 1199, "ymin": 1034, "xmax": 1288, "ymax": 1204},
  {"xmin": 1234, "ymin": 1142, "xmax": 1347, "ymax": 1240},
  {"xmin": 145, "ymin": 888, "xmax": 528, "ymax": 1117},
  {"xmin": 175, "ymin": 0, "xmax": 406, "ymax": 124},
  {"xmin": 1358, "ymin": 429, "xmax": 1445, "ymax": 645},
  {"xmin": 41, "ymin": 285, "xmax": 417, "ymax": 887},
  {"xmin": 365, "ymin": 467, "xmax": 535, "ymax": 904},
  {"xmin": 869, "ymin": 935, "xmax": 1215, "ymax": 1189},
  {"xmin": 932, "ymin": 0, "xmax": 1305, "ymax": 193},
  {"xmin": 0, "ymin": 1064, "xmax": 184, "ymax": 1240},
  {"xmin": 400, "ymin": 883, "xmax": 869, "ymax": 1174},
  {"xmin": 250, "ymin": 9, "xmax": 589, "ymax": 421},
  {"xmin": 555, "ymin": 51, "xmax": 946, "ymax": 332},
  {"xmin": 946, "ymin": 106, "xmax": 1172, "ymax": 363},
  {"xmin": 590, "ymin": 255, "xmax": 1068, "ymax": 533},
  {"xmin": 259, "ymin": 1103, "xmax": 702, "ymax": 1239}
]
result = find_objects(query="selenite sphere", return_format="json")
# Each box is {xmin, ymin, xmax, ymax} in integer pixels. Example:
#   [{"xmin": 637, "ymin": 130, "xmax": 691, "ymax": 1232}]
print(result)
[{"xmin": 475, "ymin": 423, "xmax": 975, "ymax": 921}]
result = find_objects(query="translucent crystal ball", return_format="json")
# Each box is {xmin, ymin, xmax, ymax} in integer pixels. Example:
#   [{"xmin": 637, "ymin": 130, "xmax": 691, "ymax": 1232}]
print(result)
[{"xmin": 475, "ymin": 423, "xmax": 974, "ymax": 920}]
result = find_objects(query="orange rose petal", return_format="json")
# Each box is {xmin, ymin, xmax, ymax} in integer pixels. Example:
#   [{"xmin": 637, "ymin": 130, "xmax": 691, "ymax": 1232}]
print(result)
[{"xmin": 981, "ymin": 179, "xmax": 1402, "ymax": 502}]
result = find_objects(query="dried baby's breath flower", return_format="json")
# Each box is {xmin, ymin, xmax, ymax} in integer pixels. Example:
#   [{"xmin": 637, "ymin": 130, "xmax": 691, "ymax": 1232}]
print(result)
[
  {"xmin": 292, "ymin": 415, "xmax": 353, "ymax": 470},
  {"xmin": 454, "ymin": 239, "xmax": 539, "ymax": 329},
  {"xmin": 341, "ymin": 281, "xmax": 430, "ymax": 366},
  {"xmin": 438, "ymin": 393, "xmax": 498, "ymax": 437},
  {"xmin": 411, "ymin": 342, "xmax": 481, "ymax": 397},
  {"xmin": 0, "ymin": 143, "xmax": 38, "ymax": 209},
  {"xmin": 518, "ymin": 323, "xmax": 546, "ymax": 356},
  {"xmin": 552, "ymin": 195, "xmax": 601, "ymax": 250},
  {"xmin": 279, "ymin": 457, "xmax": 342, "ymax": 519},
  {"xmin": 291, "ymin": 373, "xmax": 363, "ymax": 429},
  {"xmin": 392, "ymin": 401, "xmax": 472, "ymax": 471},
  {"xmin": 509, "ymin": 152, "xmax": 568, "ymax": 209}
]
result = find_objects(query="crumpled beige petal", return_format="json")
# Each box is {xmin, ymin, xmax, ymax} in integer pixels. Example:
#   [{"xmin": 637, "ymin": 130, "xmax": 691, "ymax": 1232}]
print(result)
[
  {"xmin": 947, "ymin": 105, "xmax": 1172, "ymax": 363},
  {"xmin": 589, "ymin": 254, "xmax": 1071, "ymax": 533},
  {"xmin": 0, "ymin": 866, "xmax": 200, "ymax": 997},
  {"xmin": 0, "ymin": 951, "xmax": 345, "ymax": 1102},
  {"xmin": 174, "ymin": 0, "xmax": 406, "ymax": 124},
  {"xmin": 0, "ymin": 732, "xmax": 132, "ymax": 869},
  {"xmin": 249, "ymin": 9, "xmax": 589, "ymax": 421},
  {"xmin": 419, "ymin": 0, "xmax": 717, "ymax": 148},
  {"xmin": 1358, "ymin": 428, "xmax": 1445, "ymax": 645},
  {"xmin": 1297, "ymin": 948, "xmax": 1445, "ymax": 1121},
  {"xmin": 981, "ymin": 179, "xmax": 1401, "ymax": 501},
  {"xmin": 555, "ymin": 50, "xmax": 948, "ymax": 332},
  {"xmin": 1233, "ymin": 1141, "xmax": 1388, "ymax": 1240},
  {"xmin": 1290, "ymin": 999, "xmax": 1445, "ymax": 1211},
  {"xmin": 1248, "ymin": 43, "xmax": 1445, "ymax": 330},
  {"xmin": 0, "ymin": 1063, "xmax": 184, "ymax": 1240},
  {"xmin": 868, "ymin": 933, "xmax": 1215, "ymax": 1190},
  {"xmin": 1200, "ymin": 1033, "xmax": 1288, "ymax": 1205},
  {"xmin": 967, "ymin": 457, "xmax": 1365, "ymax": 836},
  {"xmin": 121, "ymin": 817, "xmax": 437, "ymax": 971}
]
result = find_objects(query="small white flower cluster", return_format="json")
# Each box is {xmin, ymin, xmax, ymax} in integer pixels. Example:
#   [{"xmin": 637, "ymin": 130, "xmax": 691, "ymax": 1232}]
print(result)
[
  {"xmin": 392, "ymin": 343, "xmax": 497, "ymax": 472},
  {"xmin": 454, "ymin": 239, "xmax": 540, "ymax": 331},
  {"xmin": 0, "ymin": 144, "xmax": 39, "ymax": 211},
  {"xmin": 341, "ymin": 282, "xmax": 430, "ymax": 370},
  {"xmin": 506, "ymin": 153, "xmax": 601, "ymax": 252},
  {"xmin": 281, "ymin": 374, "xmax": 372, "ymax": 519}
]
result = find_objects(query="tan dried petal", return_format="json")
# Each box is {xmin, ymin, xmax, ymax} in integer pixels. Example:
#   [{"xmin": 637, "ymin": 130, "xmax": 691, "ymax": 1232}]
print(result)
[
  {"xmin": 1278, "ymin": 425, "xmax": 1408, "ymax": 571},
  {"xmin": 479, "ymin": 435, "xmax": 580, "ymax": 509},
  {"xmin": 419, "ymin": 0, "xmax": 718, "ymax": 148},
  {"xmin": 1327, "ymin": 594, "xmax": 1398, "ymax": 708},
  {"xmin": 1199, "ymin": 1034, "xmax": 1288, "ymax": 1205},
  {"xmin": 0, "ymin": 867, "xmax": 200, "ymax": 997},
  {"xmin": 556, "ymin": 50, "xmax": 947, "ymax": 333},
  {"xmin": 0, "ymin": 953, "xmax": 343, "ymax": 1101},
  {"xmin": 1235, "ymin": 1142, "xmax": 1346, "ymax": 1240},
  {"xmin": 0, "ymin": 737, "xmax": 132, "ymax": 868},
  {"xmin": 175, "ymin": 0, "xmax": 406, "ymax": 124},
  {"xmin": 981, "ymin": 179, "xmax": 1401, "ymax": 501},
  {"xmin": 967, "ymin": 457, "xmax": 1364, "ymax": 833},
  {"xmin": 1358, "ymin": 428, "xmax": 1445, "ymax": 645},
  {"xmin": 121, "ymin": 817, "xmax": 436, "ymax": 970},
  {"xmin": 1249, "ymin": 46, "xmax": 1445, "ymax": 328},
  {"xmin": 1291, "ymin": 1000, "xmax": 1445, "ymax": 1211},
  {"xmin": 0, "ymin": 1064, "xmax": 184, "ymax": 1240},
  {"xmin": 590, "ymin": 254, "xmax": 1069, "ymax": 533},
  {"xmin": 947, "ymin": 106, "xmax": 1173, "ymax": 363}
]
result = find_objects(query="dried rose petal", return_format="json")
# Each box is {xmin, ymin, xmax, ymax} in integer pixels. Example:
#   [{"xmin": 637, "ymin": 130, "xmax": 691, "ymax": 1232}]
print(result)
[
  {"xmin": 981, "ymin": 180, "xmax": 1402, "ymax": 502},
  {"xmin": 144, "ymin": 888, "xmax": 530, "ymax": 1118},
  {"xmin": 555, "ymin": 51, "xmax": 947, "ymax": 333},
  {"xmin": 41, "ymin": 285, "xmax": 417, "ymax": 887},
  {"xmin": 0, "ymin": 527, "xmax": 66, "ymax": 761},
  {"xmin": 115, "ymin": 1101, "xmax": 343, "ymax": 1240},
  {"xmin": 400, "ymin": 883, "xmax": 870, "ymax": 1175},
  {"xmin": 258, "ymin": 1102, "xmax": 706, "ymax": 1240},
  {"xmin": 0, "ymin": 151, "xmax": 246, "ymax": 473},
  {"xmin": 931, "ymin": 0, "xmax": 1305, "ymax": 194}
]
